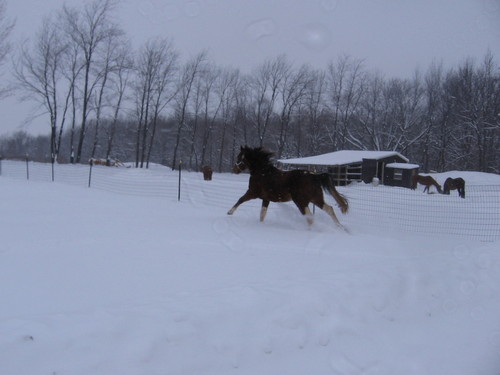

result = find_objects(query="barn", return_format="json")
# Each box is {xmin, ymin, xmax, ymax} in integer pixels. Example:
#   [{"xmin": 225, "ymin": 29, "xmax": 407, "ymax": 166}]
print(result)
[
  {"xmin": 384, "ymin": 162, "xmax": 420, "ymax": 188},
  {"xmin": 278, "ymin": 150, "xmax": 419, "ymax": 188}
]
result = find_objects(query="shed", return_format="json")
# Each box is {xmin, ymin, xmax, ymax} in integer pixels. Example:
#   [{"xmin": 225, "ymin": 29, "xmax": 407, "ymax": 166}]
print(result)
[
  {"xmin": 384, "ymin": 163, "xmax": 419, "ymax": 188},
  {"xmin": 278, "ymin": 150, "xmax": 414, "ymax": 186}
]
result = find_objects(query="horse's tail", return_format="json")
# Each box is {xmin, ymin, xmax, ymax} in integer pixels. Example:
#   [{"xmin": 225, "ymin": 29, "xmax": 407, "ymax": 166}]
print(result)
[{"xmin": 319, "ymin": 173, "xmax": 349, "ymax": 214}]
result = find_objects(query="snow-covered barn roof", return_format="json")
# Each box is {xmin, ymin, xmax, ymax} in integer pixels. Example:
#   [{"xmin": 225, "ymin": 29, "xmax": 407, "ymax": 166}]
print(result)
[
  {"xmin": 386, "ymin": 162, "xmax": 419, "ymax": 169},
  {"xmin": 278, "ymin": 150, "xmax": 409, "ymax": 166}
]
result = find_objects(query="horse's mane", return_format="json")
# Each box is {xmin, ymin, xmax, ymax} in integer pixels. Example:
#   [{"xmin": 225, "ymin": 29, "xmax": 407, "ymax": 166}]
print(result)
[{"xmin": 242, "ymin": 146, "xmax": 275, "ymax": 172}]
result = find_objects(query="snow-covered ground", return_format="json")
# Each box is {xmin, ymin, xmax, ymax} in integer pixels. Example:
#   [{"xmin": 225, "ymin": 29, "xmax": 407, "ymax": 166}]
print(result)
[{"xmin": 1, "ymin": 162, "xmax": 499, "ymax": 375}]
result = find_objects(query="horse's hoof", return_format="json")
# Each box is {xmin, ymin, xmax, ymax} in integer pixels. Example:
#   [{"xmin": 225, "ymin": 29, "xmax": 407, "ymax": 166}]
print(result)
[{"xmin": 338, "ymin": 224, "xmax": 350, "ymax": 233}]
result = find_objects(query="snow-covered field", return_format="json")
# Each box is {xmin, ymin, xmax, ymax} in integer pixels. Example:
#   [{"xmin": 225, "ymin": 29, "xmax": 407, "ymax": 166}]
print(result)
[{"xmin": 1, "ymin": 162, "xmax": 499, "ymax": 375}]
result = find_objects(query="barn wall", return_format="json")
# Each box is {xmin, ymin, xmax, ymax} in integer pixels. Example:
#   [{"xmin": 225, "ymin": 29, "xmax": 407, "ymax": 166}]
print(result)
[
  {"xmin": 361, "ymin": 156, "xmax": 408, "ymax": 184},
  {"xmin": 385, "ymin": 167, "xmax": 419, "ymax": 188}
]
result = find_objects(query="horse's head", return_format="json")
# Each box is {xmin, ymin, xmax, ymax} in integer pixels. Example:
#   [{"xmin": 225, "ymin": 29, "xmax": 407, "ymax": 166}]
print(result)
[
  {"xmin": 231, "ymin": 146, "xmax": 247, "ymax": 174},
  {"xmin": 232, "ymin": 146, "xmax": 274, "ymax": 174}
]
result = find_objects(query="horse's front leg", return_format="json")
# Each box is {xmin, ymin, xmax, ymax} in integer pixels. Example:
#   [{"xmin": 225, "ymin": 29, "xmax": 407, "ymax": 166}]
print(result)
[
  {"xmin": 459, "ymin": 188, "xmax": 465, "ymax": 198},
  {"xmin": 260, "ymin": 200, "xmax": 270, "ymax": 222},
  {"xmin": 227, "ymin": 190, "xmax": 256, "ymax": 215}
]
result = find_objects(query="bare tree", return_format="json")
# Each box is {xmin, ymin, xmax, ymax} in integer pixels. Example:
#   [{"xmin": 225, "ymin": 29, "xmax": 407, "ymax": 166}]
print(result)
[
  {"xmin": 325, "ymin": 55, "xmax": 365, "ymax": 150},
  {"xmin": 293, "ymin": 69, "xmax": 328, "ymax": 157},
  {"xmin": 0, "ymin": 0, "xmax": 14, "ymax": 98},
  {"xmin": 215, "ymin": 68, "xmax": 240, "ymax": 171},
  {"xmin": 448, "ymin": 54, "xmax": 500, "ymax": 172},
  {"xmin": 63, "ymin": 42, "xmax": 84, "ymax": 163},
  {"xmin": 133, "ymin": 38, "xmax": 178, "ymax": 168},
  {"xmin": 356, "ymin": 74, "xmax": 426, "ymax": 152},
  {"xmin": 275, "ymin": 64, "xmax": 312, "ymax": 158},
  {"xmin": 470, "ymin": 53, "xmax": 499, "ymax": 172},
  {"xmin": 197, "ymin": 65, "xmax": 238, "ymax": 169},
  {"xmin": 187, "ymin": 63, "xmax": 213, "ymax": 169},
  {"xmin": 390, "ymin": 73, "xmax": 427, "ymax": 154},
  {"xmin": 145, "ymin": 39, "xmax": 178, "ymax": 168},
  {"xmin": 89, "ymin": 33, "xmax": 124, "ymax": 159},
  {"xmin": 421, "ymin": 62, "xmax": 452, "ymax": 171},
  {"xmin": 227, "ymin": 78, "xmax": 249, "ymax": 167},
  {"xmin": 14, "ymin": 17, "xmax": 68, "ymax": 163},
  {"xmin": 104, "ymin": 43, "xmax": 132, "ymax": 164},
  {"xmin": 355, "ymin": 72, "xmax": 385, "ymax": 150},
  {"xmin": 248, "ymin": 55, "xmax": 291, "ymax": 147},
  {"xmin": 171, "ymin": 51, "xmax": 207, "ymax": 169},
  {"xmin": 63, "ymin": 0, "xmax": 123, "ymax": 163}
]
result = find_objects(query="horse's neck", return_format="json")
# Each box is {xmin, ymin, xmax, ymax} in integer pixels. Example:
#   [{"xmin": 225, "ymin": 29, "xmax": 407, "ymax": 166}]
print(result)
[{"xmin": 249, "ymin": 164, "xmax": 278, "ymax": 175}]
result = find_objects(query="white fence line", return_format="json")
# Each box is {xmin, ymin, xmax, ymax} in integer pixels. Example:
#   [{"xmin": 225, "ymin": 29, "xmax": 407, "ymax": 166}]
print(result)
[
  {"xmin": 1, "ymin": 160, "xmax": 499, "ymax": 242},
  {"xmin": 339, "ymin": 183, "xmax": 500, "ymax": 242}
]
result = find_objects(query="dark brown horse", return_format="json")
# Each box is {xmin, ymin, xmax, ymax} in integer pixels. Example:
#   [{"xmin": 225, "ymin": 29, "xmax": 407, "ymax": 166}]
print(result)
[
  {"xmin": 201, "ymin": 165, "xmax": 213, "ymax": 180},
  {"xmin": 411, "ymin": 174, "xmax": 442, "ymax": 194},
  {"xmin": 443, "ymin": 177, "xmax": 465, "ymax": 198},
  {"xmin": 227, "ymin": 146, "xmax": 349, "ymax": 228}
]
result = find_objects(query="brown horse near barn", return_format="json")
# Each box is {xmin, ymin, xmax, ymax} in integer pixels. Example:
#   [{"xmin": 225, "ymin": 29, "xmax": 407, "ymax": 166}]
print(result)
[{"xmin": 411, "ymin": 174, "xmax": 442, "ymax": 194}]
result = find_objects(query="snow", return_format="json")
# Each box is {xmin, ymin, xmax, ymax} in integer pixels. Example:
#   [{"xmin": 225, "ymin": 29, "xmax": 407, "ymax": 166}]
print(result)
[
  {"xmin": 279, "ymin": 150, "xmax": 409, "ymax": 166},
  {"xmin": 1, "ymin": 162, "xmax": 500, "ymax": 375},
  {"xmin": 386, "ymin": 162, "xmax": 419, "ymax": 169}
]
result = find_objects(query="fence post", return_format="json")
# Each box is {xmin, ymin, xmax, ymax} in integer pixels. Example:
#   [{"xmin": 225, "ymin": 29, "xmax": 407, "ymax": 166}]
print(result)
[
  {"xmin": 88, "ymin": 160, "xmax": 93, "ymax": 188},
  {"xmin": 178, "ymin": 160, "xmax": 182, "ymax": 201},
  {"xmin": 51, "ymin": 153, "xmax": 55, "ymax": 182},
  {"xmin": 26, "ymin": 154, "xmax": 29, "ymax": 180}
]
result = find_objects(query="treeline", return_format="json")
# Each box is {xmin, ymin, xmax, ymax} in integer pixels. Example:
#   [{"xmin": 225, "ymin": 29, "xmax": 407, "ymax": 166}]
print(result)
[{"xmin": 0, "ymin": 0, "xmax": 499, "ymax": 173}]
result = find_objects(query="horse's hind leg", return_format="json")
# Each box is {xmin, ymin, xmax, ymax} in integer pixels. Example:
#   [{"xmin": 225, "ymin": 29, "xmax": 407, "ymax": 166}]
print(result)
[
  {"xmin": 260, "ymin": 200, "xmax": 270, "ymax": 222},
  {"xmin": 322, "ymin": 203, "xmax": 344, "ymax": 228},
  {"xmin": 311, "ymin": 194, "xmax": 344, "ymax": 229}
]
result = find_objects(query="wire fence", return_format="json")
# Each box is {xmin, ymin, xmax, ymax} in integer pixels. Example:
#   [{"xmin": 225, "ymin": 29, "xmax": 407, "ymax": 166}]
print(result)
[
  {"xmin": 0, "ymin": 159, "xmax": 183, "ymax": 198},
  {"xmin": 338, "ymin": 183, "xmax": 500, "ymax": 242},
  {"xmin": 1, "ymin": 159, "xmax": 499, "ymax": 242}
]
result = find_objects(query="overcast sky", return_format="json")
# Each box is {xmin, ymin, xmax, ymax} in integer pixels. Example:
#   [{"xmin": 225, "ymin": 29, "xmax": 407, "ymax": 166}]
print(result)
[{"xmin": 2, "ymin": 0, "xmax": 499, "ymax": 136}]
